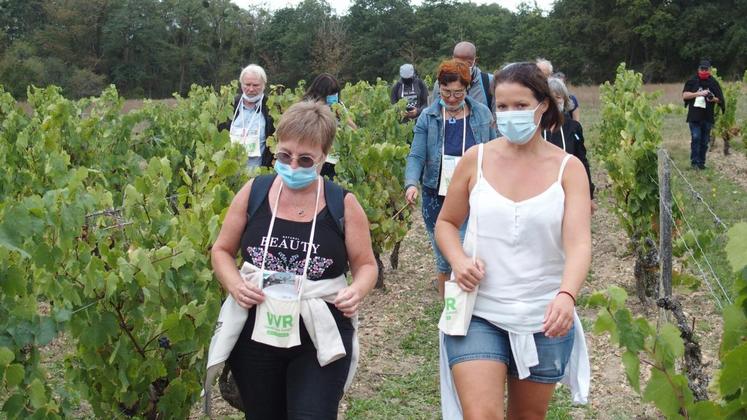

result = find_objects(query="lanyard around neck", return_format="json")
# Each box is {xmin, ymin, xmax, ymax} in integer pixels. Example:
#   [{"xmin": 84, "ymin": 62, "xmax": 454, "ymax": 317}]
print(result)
[
  {"xmin": 543, "ymin": 127, "xmax": 566, "ymax": 151},
  {"xmin": 442, "ymin": 106, "xmax": 467, "ymax": 157},
  {"xmin": 259, "ymin": 177, "xmax": 322, "ymax": 292},
  {"xmin": 232, "ymin": 99, "xmax": 262, "ymax": 132}
]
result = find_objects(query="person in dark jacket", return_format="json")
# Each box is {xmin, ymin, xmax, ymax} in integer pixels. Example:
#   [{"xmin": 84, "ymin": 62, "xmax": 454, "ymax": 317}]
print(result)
[
  {"xmin": 219, "ymin": 64, "xmax": 275, "ymax": 169},
  {"xmin": 303, "ymin": 73, "xmax": 357, "ymax": 180},
  {"xmin": 682, "ymin": 59, "xmax": 725, "ymax": 169},
  {"xmin": 391, "ymin": 63, "xmax": 428, "ymax": 122},
  {"xmin": 546, "ymin": 77, "xmax": 595, "ymax": 211}
]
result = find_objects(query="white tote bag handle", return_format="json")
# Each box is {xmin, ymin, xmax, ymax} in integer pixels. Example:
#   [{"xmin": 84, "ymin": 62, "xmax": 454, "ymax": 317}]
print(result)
[{"xmin": 438, "ymin": 144, "xmax": 482, "ymax": 336}]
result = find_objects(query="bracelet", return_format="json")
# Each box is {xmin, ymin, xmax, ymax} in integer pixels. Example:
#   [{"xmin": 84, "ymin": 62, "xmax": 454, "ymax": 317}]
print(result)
[{"xmin": 557, "ymin": 290, "xmax": 576, "ymax": 305}]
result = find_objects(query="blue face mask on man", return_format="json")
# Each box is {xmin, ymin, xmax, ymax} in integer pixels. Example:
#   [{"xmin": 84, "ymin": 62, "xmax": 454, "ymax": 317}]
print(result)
[
  {"xmin": 326, "ymin": 93, "xmax": 339, "ymax": 105},
  {"xmin": 495, "ymin": 103, "xmax": 542, "ymax": 145},
  {"xmin": 274, "ymin": 160, "xmax": 319, "ymax": 189}
]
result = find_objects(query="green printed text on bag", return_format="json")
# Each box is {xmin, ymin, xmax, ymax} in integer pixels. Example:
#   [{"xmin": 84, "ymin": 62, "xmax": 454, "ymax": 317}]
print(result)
[{"xmin": 444, "ymin": 297, "xmax": 457, "ymax": 320}]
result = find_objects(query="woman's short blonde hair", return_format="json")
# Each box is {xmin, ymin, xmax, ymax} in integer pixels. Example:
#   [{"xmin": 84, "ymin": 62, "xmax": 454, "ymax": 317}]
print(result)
[{"xmin": 276, "ymin": 101, "xmax": 337, "ymax": 155}]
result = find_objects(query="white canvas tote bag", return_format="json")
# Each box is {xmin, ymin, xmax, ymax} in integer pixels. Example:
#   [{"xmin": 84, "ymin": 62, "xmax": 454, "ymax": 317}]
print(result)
[{"xmin": 438, "ymin": 143, "xmax": 483, "ymax": 336}]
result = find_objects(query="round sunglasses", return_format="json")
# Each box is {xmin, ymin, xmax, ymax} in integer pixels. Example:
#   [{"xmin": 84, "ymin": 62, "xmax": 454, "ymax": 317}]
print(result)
[{"xmin": 274, "ymin": 151, "xmax": 319, "ymax": 168}]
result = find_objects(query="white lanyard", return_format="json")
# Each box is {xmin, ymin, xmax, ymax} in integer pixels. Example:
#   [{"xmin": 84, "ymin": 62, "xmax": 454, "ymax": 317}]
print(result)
[
  {"xmin": 401, "ymin": 82, "xmax": 415, "ymax": 98},
  {"xmin": 543, "ymin": 127, "xmax": 566, "ymax": 151},
  {"xmin": 231, "ymin": 98, "xmax": 262, "ymax": 135},
  {"xmin": 259, "ymin": 178, "xmax": 322, "ymax": 295}
]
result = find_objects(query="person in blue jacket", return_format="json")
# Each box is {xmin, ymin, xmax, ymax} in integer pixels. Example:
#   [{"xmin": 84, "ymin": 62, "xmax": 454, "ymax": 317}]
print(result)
[{"xmin": 405, "ymin": 59, "xmax": 496, "ymax": 297}]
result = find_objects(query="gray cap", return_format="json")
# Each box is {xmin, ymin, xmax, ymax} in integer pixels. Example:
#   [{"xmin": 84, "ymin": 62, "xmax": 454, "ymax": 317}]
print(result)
[{"xmin": 399, "ymin": 64, "xmax": 414, "ymax": 79}]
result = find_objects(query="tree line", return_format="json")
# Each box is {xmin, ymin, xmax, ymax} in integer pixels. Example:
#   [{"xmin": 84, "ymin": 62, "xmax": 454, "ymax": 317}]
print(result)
[{"xmin": 1, "ymin": 0, "xmax": 745, "ymax": 100}]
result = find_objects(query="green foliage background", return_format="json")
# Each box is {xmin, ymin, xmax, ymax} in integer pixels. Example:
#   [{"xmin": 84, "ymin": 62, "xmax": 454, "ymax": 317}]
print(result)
[{"xmin": 2, "ymin": 0, "xmax": 747, "ymax": 99}]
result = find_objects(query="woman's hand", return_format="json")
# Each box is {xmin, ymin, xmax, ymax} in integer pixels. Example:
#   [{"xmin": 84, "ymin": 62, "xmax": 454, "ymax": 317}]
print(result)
[
  {"xmin": 542, "ymin": 292, "xmax": 575, "ymax": 337},
  {"xmin": 230, "ymin": 280, "xmax": 265, "ymax": 309},
  {"xmin": 334, "ymin": 286, "xmax": 363, "ymax": 317},
  {"xmin": 451, "ymin": 255, "xmax": 485, "ymax": 292},
  {"xmin": 405, "ymin": 186, "xmax": 418, "ymax": 205}
]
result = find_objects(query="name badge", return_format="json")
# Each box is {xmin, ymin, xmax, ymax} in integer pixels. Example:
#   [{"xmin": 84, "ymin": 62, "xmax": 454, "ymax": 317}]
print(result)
[
  {"xmin": 694, "ymin": 96, "xmax": 706, "ymax": 109},
  {"xmin": 243, "ymin": 128, "xmax": 261, "ymax": 157},
  {"xmin": 438, "ymin": 154, "xmax": 461, "ymax": 196}
]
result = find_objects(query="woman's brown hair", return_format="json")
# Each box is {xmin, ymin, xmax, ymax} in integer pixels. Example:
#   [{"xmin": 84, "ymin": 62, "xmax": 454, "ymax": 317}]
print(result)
[{"xmin": 494, "ymin": 62, "xmax": 562, "ymax": 130}]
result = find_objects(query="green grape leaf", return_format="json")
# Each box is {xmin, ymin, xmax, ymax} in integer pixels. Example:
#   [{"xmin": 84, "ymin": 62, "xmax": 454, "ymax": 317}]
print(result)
[
  {"xmin": 726, "ymin": 223, "xmax": 747, "ymax": 272},
  {"xmin": 35, "ymin": 316, "xmax": 57, "ymax": 346},
  {"xmin": 622, "ymin": 350, "xmax": 641, "ymax": 392},
  {"xmin": 5, "ymin": 363, "xmax": 25, "ymax": 387},
  {"xmin": 654, "ymin": 324, "xmax": 685, "ymax": 367},
  {"xmin": 643, "ymin": 369, "xmax": 687, "ymax": 419},
  {"xmin": 689, "ymin": 401, "xmax": 723, "ymax": 418},
  {"xmin": 615, "ymin": 309, "xmax": 646, "ymax": 353},
  {"xmin": 0, "ymin": 347, "xmax": 14, "ymax": 367},
  {"xmin": 593, "ymin": 311, "xmax": 615, "ymax": 336},
  {"xmin": 719, "ymin": 342, "xmax": 747, "ymax": 396},
  {"xmin": 1, "ymin": 393, "xmax": 26, "ymax": 416},
  {"xmin": 720, "ymin": 304, "xmax": 747, "ymax": 355},
  {"xmin": 28, "ymin": 378, "xmax": 47, "ymax": 409},
  {"xmin": 585, "ymin": 292, "xmax": 608, "ymax": 308},
  {"xmin": 1, "ymin": 266, "xmax": 25, "ymax": 295},
  {"xmin": 608, "ymin": 286, "xmax": 627, "ymax": 309}
]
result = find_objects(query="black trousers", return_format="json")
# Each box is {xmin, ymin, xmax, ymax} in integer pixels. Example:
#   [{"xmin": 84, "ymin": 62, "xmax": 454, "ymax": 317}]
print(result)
[{"xmin": 228, "ymin": 304, "xmax": 354, "ymax": 420}]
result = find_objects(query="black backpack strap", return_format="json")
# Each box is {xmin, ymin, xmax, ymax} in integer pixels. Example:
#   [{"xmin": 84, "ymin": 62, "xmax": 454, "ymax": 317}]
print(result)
[
  {"xmin": 481, "ymin": 71, "xmax": 493, "ymax": 111},
  {"xmin": 247, "ymin": 174, "xmax": 277, "ymax": 220},
  {"xmin": 324, "ymin": 179, "xmax": 346, "ymax": 238},
  {"xmin": 249, "ymin": 175, "xmax": 345, "ymax": 237}
]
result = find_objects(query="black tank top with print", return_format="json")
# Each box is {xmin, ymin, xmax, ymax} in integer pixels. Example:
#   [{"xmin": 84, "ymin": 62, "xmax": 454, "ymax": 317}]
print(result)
[{"xmin": 240, "ymin": 192, "xmax": 349, "ymax": 280}]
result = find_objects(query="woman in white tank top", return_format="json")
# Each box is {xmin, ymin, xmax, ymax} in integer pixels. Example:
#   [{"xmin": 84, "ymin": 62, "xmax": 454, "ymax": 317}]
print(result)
[{"xmin": 435, "ymin": 62, "xmax": 592, "ymax": 419}]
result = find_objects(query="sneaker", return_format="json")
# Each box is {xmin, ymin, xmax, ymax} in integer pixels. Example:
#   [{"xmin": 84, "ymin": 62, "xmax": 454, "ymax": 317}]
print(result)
[{"xmin": 698, "ymin": 164, "xmax": 706, "ymax": 170}]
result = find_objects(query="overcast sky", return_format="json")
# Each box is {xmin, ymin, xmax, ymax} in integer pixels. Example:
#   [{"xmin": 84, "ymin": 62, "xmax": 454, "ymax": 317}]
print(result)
[{"xmin": 231, "ymin": 0, "xmax": 554, "ymax": 15}]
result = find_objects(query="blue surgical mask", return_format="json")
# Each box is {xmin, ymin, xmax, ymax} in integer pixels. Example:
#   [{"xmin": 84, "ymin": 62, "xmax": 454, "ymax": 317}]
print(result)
[
  {"xmin": 439, "ymin": 98, "xmax": 465, "ymax": 113},
  {"xmin": 495, "ymin": 103, "xmax": 542, "ymax": 145},
  {"xmin": 326, "ymin": 94, "xmax": 339, "ymax": 105},
  {"xmin": 274, "ymin": 161, "xmax": 318, "ymax": 190}
]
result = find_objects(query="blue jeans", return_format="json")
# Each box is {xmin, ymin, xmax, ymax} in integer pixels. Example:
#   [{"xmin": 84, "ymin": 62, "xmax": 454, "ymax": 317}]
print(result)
[
  {"xmin": 689, "ymin": 121, "xmax": 713, "ymax": 167},
  {"xmin": 421, "ymin": 186, "xmax": 466, "ymax": 274},
  {"xmin": 444, "ymin": 316, "xmax": 575, "ymax": 384}
]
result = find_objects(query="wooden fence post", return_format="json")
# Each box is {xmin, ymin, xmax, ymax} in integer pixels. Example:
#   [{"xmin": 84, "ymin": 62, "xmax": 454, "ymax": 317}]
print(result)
[{"xmin": 658, "ymin": 148, "xmax": 672, "ymax": 298}]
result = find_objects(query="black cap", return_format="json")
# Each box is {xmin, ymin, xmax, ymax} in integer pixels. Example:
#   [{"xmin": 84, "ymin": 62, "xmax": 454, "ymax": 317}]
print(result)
[{"xmin": 699, "ymin": 59, "xmax": 711, "ymax": 69}]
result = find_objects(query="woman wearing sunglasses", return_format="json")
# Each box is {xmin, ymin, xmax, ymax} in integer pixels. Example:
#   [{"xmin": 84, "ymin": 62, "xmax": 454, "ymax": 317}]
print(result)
[
  {"xmin": 435, "ymin": 62, "xmax": 591, "ymax": 419},
  {"xmin": 404, "ymin": 59, "xmax": 496, "ymax": 297},
  {"xmin": 211, "ymin": 101, "xmax": 378, "ymax": 419}
]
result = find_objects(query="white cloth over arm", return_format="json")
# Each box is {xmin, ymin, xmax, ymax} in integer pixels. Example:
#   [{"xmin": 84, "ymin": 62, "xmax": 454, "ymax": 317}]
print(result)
[{"xmin": 202, "ymin": 262, "xmax": 358, "ymax": 415}]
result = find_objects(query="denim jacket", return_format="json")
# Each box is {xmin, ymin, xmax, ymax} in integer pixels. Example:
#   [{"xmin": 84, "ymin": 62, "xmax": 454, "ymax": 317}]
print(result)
[{"xmin": 405, "ymin": 96, "xmax": 496, "ymax": 190}]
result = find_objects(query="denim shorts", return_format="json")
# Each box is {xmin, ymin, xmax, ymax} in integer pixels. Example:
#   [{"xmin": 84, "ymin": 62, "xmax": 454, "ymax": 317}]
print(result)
[
  {"xmin": 421, "ymin": 186, "xmax": 466, "ymax": 274},
  {"xmin": 443, "ymin": 316, "xmax": 574, "ymax": 384}
]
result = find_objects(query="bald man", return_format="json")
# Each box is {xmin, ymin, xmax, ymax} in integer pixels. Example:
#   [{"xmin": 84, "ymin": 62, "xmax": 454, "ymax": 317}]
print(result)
[
  {"xmin": 536, "ymin": 57, "xmax": 553, "ymax": 78},
  {"xmin": 431, "ymin": 41, "xmax": 495, "ymax": 112}
]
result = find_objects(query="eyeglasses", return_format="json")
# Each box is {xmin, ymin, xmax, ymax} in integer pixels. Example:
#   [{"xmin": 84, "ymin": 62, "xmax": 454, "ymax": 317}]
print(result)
[
  {"xmin": 274, "ymin": 151, "xmax": 318, "ymax": 168},
  {"xmin": 440, "ymin": 88, "xmax": 466, "ymax": 99}
]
